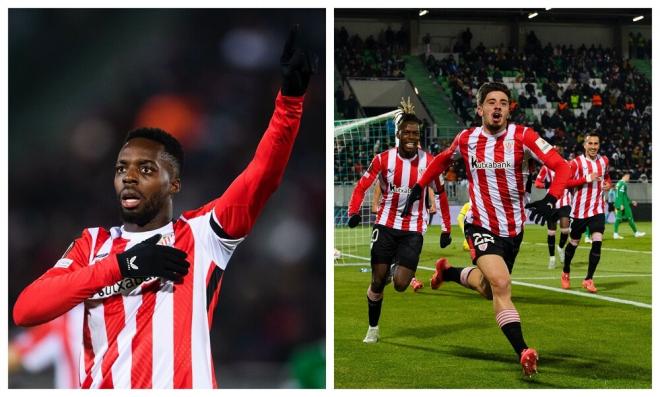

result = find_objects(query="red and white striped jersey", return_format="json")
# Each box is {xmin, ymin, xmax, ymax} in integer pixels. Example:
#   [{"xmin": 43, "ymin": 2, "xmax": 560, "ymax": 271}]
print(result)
[
  {"xmin": 418, "ymin": 124, "xmax": 570, "ymax": 238},
  {"xmin": 348, "ymin": 148, "xmax": 443, "ymax": 233},
  {"xmin": 11, "ymin": 305, "xmax": 84, "ymax": 388},
  {"xmin": 569, "ymin": 154, "xmax": 610, "ymax": 219},
  {"xmin": 74, "ymin": 213, "xmax": 242, "ymax": 388},
  {"xmin": 535, "ymin": 165, "xmax": 572, "ymax": 208},
  {"xmin": 13, "ymin": 92, "xmax": 304, "ymax": 389}
]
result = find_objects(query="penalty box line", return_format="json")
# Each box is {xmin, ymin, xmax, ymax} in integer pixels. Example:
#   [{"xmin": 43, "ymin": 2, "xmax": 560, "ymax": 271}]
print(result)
[{"xmin": 335, "ymin": 260, "xmax": 651, "ymax": 309}]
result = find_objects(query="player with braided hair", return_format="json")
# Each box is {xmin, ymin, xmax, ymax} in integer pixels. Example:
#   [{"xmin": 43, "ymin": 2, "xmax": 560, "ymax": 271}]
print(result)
[{"xmin": 347, "ymin": 98, "xmax": 450, "ymax": 343}]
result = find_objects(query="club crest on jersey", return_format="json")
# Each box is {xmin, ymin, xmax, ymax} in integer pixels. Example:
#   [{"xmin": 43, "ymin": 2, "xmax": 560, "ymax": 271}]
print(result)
[
  {"xmin": 472, "ymin": 232, "xmax": 495, "ymax": 251},
  {"xmin": 503, "ymin": 139, "xmax": 515, "ymax": 154}
]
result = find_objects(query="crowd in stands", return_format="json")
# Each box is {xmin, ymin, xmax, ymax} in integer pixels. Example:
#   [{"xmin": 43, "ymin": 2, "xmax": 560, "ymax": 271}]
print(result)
[
  {"xmin": 335, "ymin": 26, "xmax": 408, "ymax": 79},
  {"xmin": 334, "ymin": 26, "xmax": 651, "ymax": 187},
  {"xmin": 422, "ymin": 30, "xmax": 652, "ymax": 181},
  {"xmin": 335, "ymin": 26, "xmax": 408, "ymax": 120}
]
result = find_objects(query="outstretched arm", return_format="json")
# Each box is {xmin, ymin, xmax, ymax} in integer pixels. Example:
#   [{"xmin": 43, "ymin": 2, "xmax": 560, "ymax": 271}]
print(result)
[
  {"xmin": 213, "ymin": 26, "xmax": 315, "ymax": 238},
  {"xmin": 213, "ymin": 94, "xmax": 304, "ymax": 238}
]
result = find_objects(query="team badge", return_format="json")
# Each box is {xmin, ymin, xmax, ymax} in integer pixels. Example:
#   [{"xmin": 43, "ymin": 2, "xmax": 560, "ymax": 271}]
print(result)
[
  {"xmin": 472, "ymin": 232, "xmax": 495, "ymax": 251},
  {"xmin": 503, "ymin": 139, "xmax": 515, "ymax": 154}
]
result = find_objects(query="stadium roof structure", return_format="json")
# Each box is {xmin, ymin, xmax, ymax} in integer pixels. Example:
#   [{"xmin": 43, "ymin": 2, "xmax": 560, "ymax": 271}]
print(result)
[{"xmin": 335, "ymin": 8, "xmax": 651, "ymax": 25}]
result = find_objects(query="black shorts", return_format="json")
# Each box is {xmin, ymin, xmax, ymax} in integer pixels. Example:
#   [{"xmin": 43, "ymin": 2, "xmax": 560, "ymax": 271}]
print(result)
[
  {"xmin": 370, "ymin": 224, "xmax": 423, "ymax": 270},
  {"xmin": 608, "ymin": 202, "xmax": 615, "ymax": 212},
  {"xmin": 464, "ymin": 223, "xmax": 523, "ymax": 273},
  {"xmin": 570, "ymin": 214, "xmax": 606, "ymax": 239},
  {"xmin": 557, "ymin": 205, "xmax": 571, "ymax": 219}
]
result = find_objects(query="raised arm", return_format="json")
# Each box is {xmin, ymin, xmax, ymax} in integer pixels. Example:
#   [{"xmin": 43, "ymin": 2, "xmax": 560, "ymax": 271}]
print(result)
[{"xmin": 212, "ymin": 26, "xmax": 315, "ymax": 238}]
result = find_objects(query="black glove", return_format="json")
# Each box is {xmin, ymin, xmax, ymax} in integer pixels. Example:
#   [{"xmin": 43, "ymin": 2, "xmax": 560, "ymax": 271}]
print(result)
[
  {"xmin": 347, "ymin": 214, "xmax": 361, "ymax": 228},
  {"xmin": 281, "ymin": 25, "xmax": 318, "ymax": 96},
  {"xmin": 401, "ymin": 184, "xmax": 422, "ymax": 217},
  {"xmin": 440, "ymin": 232, "xmax": 452, "ymax": 248},
  {"xmin": 116, "ymin": 234, "xmax": 189, "ymax": 281},
  {"xmin": 525, "ymin": 194, "xmax": 558, "ymax": 226}
]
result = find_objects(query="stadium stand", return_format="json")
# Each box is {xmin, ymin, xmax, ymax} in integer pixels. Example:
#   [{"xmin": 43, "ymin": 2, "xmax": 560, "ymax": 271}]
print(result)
[{"xmin": 335, "ymin": 18, "xmax": 651, "ymax": 183}]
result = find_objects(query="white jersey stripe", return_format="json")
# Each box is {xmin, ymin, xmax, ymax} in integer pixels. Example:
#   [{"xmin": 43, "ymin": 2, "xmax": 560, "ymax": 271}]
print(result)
[
  {"xmin": 113, "ymin": 295, "xmax": 138, "ymax": 388},
  {"xmin": 152, "ymin": 282, "xmax": 174, "ymax": 388},
  {"xmin": 188, "ymin": 215, "xmax": 215, "ymax": 388},
  {"xmin": 505, "ymin": 127, "xmax": 523, "ymax": 230},
  {"xmin": 88, "ymin": 303, "xmax": 107, "ymax": 388},
  {"xmin": 398, "ymin": 157, "xmax": 412, "ymax": 230}
]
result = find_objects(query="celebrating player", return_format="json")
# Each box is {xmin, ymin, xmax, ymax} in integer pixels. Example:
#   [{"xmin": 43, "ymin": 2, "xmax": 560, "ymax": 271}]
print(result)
[
  {"xmin": 560, "ymin": 132, "xmax": 610, "ymax": 293},
  {"xmin": 13, "ymin": 27, "xmax": 315, "ymax": 389},
  {"xmin": 403, "ymin": 82, "xmax": 571, "ymax": 377},
  {"xmin": 346, "ymin": 98, "xmax": 450, "ymax": 344},
  {"xmin": 534, "ymin": 152, "xmax": 573, "ymax": 269},
  {"xmin": 613, "ymin": 172, "xmax": 646, "ymax": 239}
]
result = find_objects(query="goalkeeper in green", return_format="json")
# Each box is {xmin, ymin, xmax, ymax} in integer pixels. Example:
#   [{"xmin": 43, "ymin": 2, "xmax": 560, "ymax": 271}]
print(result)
[{"xmin": 613, "ymin": 172, "xmax": 645, "ymax": 239}]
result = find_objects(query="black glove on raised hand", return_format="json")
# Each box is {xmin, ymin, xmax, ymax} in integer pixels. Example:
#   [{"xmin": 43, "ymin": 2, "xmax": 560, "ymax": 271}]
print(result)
[
  {"xmin": 440, "ymin": 232, "xmax": 452, "ymax": 248},
  {"xmin": 116, "ymin": 234, "xmax": 189, "ymax": 281},
  {"xmin": 401, "ymin": 184, "xmax": 422, "ymax": 217},
  {"xmin": 525, "ymin": 193, "xmax": 558, "ymax": 226},
  {"xmin": 347, "ymin": 214, "xmax": 361, "ymax": 228},
  {"xmin": 281, "ymin": 25, "xmax": 317, "ymax": 96}
]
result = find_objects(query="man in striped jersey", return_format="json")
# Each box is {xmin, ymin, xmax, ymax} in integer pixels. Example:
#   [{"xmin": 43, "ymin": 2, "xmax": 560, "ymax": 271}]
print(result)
[
  {"xmin": 534, "ymin": 149, "xmax": 574, "ymax": 270},
  {"xmin": 12, "ymin": 27, "xmax": 315, "ymax": 388},
  {"xmin": 346, "ymin": 99, "xmax": 450, "ymax": 344},
  {"xmin": 403, "ymin": 82, "xmax": 571, "ymax": 377},
  {"xmin": 561, "ymin": 132, "xmax": 611, "ymax": 293}
]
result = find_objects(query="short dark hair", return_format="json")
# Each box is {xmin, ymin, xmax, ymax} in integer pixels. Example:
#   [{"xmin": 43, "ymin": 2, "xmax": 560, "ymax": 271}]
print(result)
[
  {"xmin": 124, "ymin": 127, "xmax": 184, "ymax": 178},
  {"xmin": 476, "ymin": 82, "xmax": 511, "ymax": 105},
  {"xmin": 584, "ymin": 131, "xmax": 600, "ymax": 141}
]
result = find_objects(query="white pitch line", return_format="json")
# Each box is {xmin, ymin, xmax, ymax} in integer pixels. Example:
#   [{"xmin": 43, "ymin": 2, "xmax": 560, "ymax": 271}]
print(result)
[
  {"xmin": 336, "ymin": 262, "xmax": 651, "ymax": 309},
  {"xmin": 512, "ymin": 280, "xmax": 651, "ymax": 309},
  {"xmin": 512, "ymin": 274, "xmax": 652, "ymax": 280},
  {"xmin": 523, "ymin": 241, "xmax": 651, "ymax": 254}
]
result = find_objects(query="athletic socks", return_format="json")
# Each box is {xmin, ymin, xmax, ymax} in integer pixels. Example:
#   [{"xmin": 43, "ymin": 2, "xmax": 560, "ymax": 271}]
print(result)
[
  {"xmin": 496, "ymin": 309, "xmax": 527, "ymax": 356},
  {"xmin": 559, "ymin": 232, "xmax": 568, "ymax": 248},
  {"xmin": 367, "ymin": 296, "xmax": 382, "ymax": 327},
  {"xmin": 443, "ymin": 266, "xmax": 462, "ymax": 283},
  {"xmin": 586, "ymin": 241, "xmax": 602, "ymax": 280},
  {"xmin": 547, "ymin": 233, "xmax": 556, "ymax": 256},
  {"xmin": 563, "ymin": 242, "xmax": 577, "ymax": 273}
]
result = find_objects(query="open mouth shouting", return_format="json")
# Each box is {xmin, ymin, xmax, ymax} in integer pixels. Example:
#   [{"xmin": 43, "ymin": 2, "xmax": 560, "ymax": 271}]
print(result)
[{"xmin": 120, "ymin": 189, "xmax": 144, "ymax": 210}]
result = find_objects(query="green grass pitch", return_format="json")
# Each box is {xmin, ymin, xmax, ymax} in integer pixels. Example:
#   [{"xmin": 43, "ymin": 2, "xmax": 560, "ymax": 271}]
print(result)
[{"xmin": 334, "ymin": 222, "xmax": 651, "ymax": 388}]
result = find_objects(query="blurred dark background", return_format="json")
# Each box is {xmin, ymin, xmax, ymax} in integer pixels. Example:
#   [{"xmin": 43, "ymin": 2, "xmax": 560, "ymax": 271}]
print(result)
[{"xmin": 8, "ymin": 9, "xmax": 325, "ymax": 388}]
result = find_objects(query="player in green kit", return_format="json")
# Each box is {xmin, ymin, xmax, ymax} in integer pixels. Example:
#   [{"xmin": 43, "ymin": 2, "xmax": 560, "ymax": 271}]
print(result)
[{"xmin": 613, "ymin": 172, "xmax": 645, "ymax": 239}]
